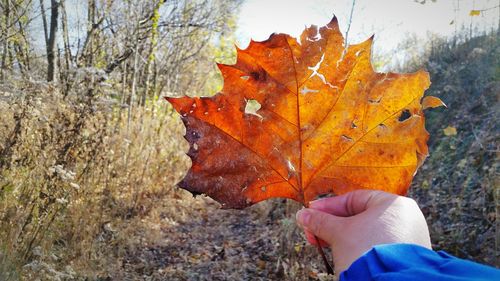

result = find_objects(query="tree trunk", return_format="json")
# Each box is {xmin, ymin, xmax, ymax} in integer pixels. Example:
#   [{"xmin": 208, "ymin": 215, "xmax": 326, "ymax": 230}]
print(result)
[
  {"xmin": 140, "ymin": 0, "xmax": 164, "ymax": 106},
  {"xmin": 60, "ymin": 0, "xmax": 71, "ymax": 70},
  {"xmin": 39, "ymin": 0, "xmax": 49, "ymax": 44},
  {"xmin": 59, "ymin": 0, "xmax": 71, "ymax": 94},
  {"xmin": 1, "ymin": 0, "xmax": 10, "ymax": 81},
  {"xmin": 46, "ymin": 0, "xmax": 60, "ymax": 82},
  {"xmin": 17, "ymin": 20, "xmax": 31, "ymax": 72},
  {"xmin": 85, "ymin": 0, "xmax": 95, "ymax": 67}
]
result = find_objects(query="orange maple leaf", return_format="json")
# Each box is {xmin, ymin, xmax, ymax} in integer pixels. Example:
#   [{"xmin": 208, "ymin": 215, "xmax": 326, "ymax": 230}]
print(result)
[{"xmin": 166, "ymin": 17, "xmax": 444, "ymax": 209}]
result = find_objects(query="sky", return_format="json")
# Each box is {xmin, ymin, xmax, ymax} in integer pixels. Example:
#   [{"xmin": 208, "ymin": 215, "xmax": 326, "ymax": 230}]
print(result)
[{"xmin": 236, "ymin": 0, "xmax": 499, "ymax": 68}]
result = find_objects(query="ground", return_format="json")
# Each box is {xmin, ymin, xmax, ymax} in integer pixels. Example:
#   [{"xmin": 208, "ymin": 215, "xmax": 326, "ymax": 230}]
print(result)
[
  {"xmin": 121, "ymin": 196, "xmax": 279, "ymax": 280},
  {"xmin": 114, "ymin": 192, "xmax": 334, "ymax": 281}
]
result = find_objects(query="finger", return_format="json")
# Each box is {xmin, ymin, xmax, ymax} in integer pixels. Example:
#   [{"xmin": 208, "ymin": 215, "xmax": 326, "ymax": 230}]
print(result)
[
  {"xmin": 309, "ymin": 189, "xmax": 388, "ymax": 217},
  {"xmin": 296, "ymin": 208, "xmax": 343, "ymax": 245},
  {"xmin": 305, "ymin": 230, "xmax": 329, "ymax": 247}
]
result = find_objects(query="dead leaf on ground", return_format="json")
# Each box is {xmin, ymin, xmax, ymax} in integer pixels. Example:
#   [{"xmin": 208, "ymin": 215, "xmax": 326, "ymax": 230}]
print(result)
[
  {"xmin": 469, "ymin": 10, "xmax": 481, "ymax": 16},
  {"xmin": 443, "ymin": 126, "xmax": 457, "ymax": 136}
]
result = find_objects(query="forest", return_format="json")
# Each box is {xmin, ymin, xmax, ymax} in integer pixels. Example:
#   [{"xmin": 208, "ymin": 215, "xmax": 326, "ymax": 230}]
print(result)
[{"xmin": 0, "ymin": 0, "xmax": 498, "ymax": 280}]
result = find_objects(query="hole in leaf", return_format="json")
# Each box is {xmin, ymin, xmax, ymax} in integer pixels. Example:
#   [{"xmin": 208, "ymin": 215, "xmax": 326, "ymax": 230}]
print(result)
[
  {"xmin": 398, "ymin": 109, "xmax": 411, "ymax": 122},
  {"xmin": 300, "ymin": 86, "xmax": 319, "ymax": 95},
  {"xmin": 250, "ymin": 71, "xmax": 265, "ymax": 81},
  {"xmin": 244, "ymin": 99, "xmax": 262, "ymax": 118},
  {"xmin": 341, "ymin": 135, "xmax": 353, "ymax": 141},
  {"xmin": 287, "ymin": 160, "xmax": 296, "ymax": 172}
]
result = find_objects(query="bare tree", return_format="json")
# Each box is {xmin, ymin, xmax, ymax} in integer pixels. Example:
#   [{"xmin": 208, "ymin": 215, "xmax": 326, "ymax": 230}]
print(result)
[
  {"xmin": 40, "ymin": 0, "xmax": 60, "ymax": 81},
  {"xmin": 4, "ymin": 0, "xmax": 241, "ymax": 89},
  {"xmin": 0, "ymin": 0, "xmax": 33, "ymax": 80}
]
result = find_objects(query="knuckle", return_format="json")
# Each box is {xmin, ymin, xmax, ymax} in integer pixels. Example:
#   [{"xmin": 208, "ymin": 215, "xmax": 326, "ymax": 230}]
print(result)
[
  {"xmin": 368, "ymin": 189, "xmax": 390, "ymax": 204},
  {"xmin": 402, "ymin": 197, "xmax": 419, "ymax": 208},
  {"xmin": 398, "ymin": 197, "xmax": 422, "ymax": 213}
]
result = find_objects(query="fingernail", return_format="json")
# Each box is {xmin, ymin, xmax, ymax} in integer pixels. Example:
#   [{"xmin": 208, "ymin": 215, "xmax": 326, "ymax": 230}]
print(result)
[
  {"xmin": 309, "ymin": 197, "xmax": 329, "ymax": 208},
  {"xmin": 309, "ymin": 199, "xmax": 323, "ymax": 209},
  {"xmin": 296, "ymin": 209, "xmax": 311, "ymax": 227}
]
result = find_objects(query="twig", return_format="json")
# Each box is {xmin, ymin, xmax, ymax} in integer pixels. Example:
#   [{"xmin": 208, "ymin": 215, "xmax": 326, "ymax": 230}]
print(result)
[{"xmin": 344, "ymin": 0, "xmax": 357, "ymax": 47}]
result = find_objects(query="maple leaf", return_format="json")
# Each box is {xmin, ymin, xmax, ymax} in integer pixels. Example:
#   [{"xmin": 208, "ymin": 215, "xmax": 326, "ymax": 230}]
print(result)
[{"xmin": 166, "ymin": 17, "xmax": 444, "ymax": 209}]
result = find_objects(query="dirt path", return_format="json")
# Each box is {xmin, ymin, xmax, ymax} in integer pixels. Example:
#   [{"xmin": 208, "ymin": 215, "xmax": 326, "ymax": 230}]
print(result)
[{"xmin": 119, "ymin": 196, "xmax": 284, "ymax": 281}]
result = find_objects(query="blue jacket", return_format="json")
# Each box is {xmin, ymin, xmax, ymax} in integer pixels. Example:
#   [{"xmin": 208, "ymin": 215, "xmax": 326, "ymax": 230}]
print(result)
[{"xmin": 340, "ymin": 244, "xmax": 500, "ymax": 281}]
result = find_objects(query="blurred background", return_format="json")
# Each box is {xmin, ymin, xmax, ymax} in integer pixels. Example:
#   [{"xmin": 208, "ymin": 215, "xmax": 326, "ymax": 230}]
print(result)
[{"xmin": 0, "ymin": 0, "xmax": 498, "ymax": 280}]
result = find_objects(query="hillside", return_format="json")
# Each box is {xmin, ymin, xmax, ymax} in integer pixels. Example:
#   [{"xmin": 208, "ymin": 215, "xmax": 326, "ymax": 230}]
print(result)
[{"xmin": 410, "ymin": 34, "xmax": 499, "ymax": 266}]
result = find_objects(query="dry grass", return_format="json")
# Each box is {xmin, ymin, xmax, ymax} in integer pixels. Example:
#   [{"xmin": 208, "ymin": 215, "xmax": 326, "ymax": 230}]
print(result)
[{"xmin": 0, "ymin": 72, "xmax": 189, "ymax": 279}]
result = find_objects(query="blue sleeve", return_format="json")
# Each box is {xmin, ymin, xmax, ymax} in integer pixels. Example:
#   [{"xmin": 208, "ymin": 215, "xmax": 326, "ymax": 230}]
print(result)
[{"xmin": 340, "ymin": 243, "xmax": 500, "ymax": 281}]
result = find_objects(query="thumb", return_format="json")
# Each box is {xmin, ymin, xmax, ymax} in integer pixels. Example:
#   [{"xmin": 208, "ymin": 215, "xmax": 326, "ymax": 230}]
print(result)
[
  {"xmin": 309, "ymin": 189, "xmax": 388, "ymax": 217},
  {"xmin": 296, "ymin": 208, "xmax": 343, "ymax": 245}
]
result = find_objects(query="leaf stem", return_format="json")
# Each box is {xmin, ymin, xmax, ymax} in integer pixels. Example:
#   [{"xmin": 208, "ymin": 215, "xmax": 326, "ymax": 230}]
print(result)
[{"xmin": 314, "ymin": 235, "xmax": 334, "ymax": 275}]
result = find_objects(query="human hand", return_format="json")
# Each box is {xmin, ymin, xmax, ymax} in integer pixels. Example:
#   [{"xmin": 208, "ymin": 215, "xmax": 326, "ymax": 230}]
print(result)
[{"xmin": 295, "ymin": 190, "xmax": 432, "ymax": 274}]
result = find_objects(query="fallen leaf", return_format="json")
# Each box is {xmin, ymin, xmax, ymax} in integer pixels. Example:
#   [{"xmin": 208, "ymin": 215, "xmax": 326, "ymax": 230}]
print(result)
[
  {"xmin": 308, "ymin": 270, "xmax": 319, "ymax": 279},
  {"xmin": 457, "ymin": 159, "xmax": 467, "ymax": 169},
  {"xmin": 294, "ymin": 243, "xmax": 302, "ymax": 253},
  {"xmin": 443, "ymin": 126, "xmax": 457, "ymax": 136},
  {"xmin": 487, "ymin": 212, "xmax": 495, "ymax": 221},
  {"xmin": 166, "ymin": 17, "xmax": 442, "ymax": 208},
  {"xmin": 469, "ymin": 10, "xmax": 481, "ymax": 16},
  {"xmin": 257, "ymin": 259, "xmax": 266, "ymax": 270},
  {"xmin": 422, "ymin": 179, "xmax": 429, "ymax": 189}
]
